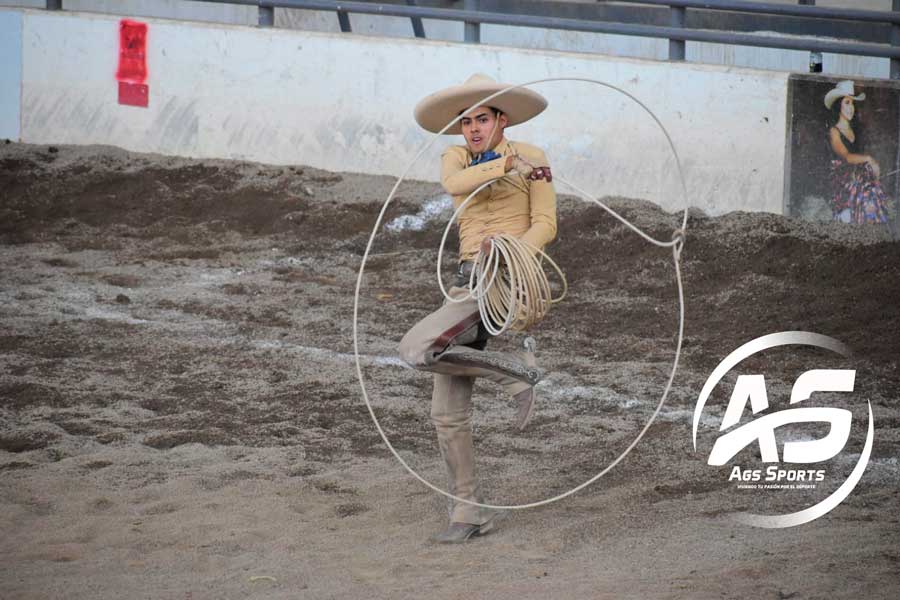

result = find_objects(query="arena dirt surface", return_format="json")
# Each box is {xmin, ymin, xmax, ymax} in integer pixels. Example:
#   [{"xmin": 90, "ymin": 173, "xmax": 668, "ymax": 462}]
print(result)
[{"xmin": 1, "ymin": 142, "xmax": 899, "ymax": 599}]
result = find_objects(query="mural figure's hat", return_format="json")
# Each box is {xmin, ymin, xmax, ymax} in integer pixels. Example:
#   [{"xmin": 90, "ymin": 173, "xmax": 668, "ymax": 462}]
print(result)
[
  {"xmin": 824, "ymin": 80, "xmax": 866, "ymax": 110},
  {"xmin": 414, "ymin": 74, "xmax": 548, "ymax": 135}
]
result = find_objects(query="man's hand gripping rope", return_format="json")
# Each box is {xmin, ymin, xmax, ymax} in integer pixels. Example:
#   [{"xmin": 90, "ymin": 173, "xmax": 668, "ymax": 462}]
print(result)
[{"xmin": 470, "ymin": 234, "xmax": 567, "ymax": 336}]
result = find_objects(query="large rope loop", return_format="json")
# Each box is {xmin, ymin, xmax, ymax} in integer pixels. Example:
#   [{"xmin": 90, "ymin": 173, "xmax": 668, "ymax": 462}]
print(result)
[{"xmin": 354, "ymin": 77, "xmax": 690, "ymax": 512}]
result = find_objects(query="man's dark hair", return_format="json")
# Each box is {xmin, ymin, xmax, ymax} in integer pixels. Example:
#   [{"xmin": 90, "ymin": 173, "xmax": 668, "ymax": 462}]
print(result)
[{"xmin": 458, "ymin": 106, "xmax": 504, "ymax": 118}]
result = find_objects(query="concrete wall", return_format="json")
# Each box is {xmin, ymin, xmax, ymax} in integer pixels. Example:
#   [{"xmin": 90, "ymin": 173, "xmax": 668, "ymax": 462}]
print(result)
[
  {"xmin": 0, "ymin": 1, "xmax": 892, "ymax": 78},
  {"xmin": 277, "ymin": 10, "xmax": 892, "ymax": 79},
  {"xmin": 0, "ymin": 9, "xmax": 22, "ymax": 141},
  {"xmin": 3, "ymin": 6, "xmax": 790, "ymax": 215}
]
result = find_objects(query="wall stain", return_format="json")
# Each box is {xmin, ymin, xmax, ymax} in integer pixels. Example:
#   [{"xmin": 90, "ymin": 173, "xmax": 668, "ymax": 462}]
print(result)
[{"xmin": 151, "ymin": 97, "xmax": 199, "ymax": 152}]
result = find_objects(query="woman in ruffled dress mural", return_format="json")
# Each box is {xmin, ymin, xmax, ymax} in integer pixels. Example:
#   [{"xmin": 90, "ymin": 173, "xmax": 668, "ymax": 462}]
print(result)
[{"xmin": 825, "ymin": 80, "xmax": 890, "ymax": 224}]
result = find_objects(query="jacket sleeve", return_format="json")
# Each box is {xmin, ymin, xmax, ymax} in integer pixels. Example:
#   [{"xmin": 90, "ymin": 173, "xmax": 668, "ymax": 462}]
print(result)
[
  {"xmin": 519, "ymin": 148, "xmax": 557, "ymax": 251},
  {"xmin": 440, "ymin": 147, "xmax": 507, "ymax": 196}
]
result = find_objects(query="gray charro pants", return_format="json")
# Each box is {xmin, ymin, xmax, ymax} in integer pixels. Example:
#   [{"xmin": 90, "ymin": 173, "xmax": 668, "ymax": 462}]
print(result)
[{"xmin": 398, "ymin": 286, "xmax": 535, "ymax": 524}]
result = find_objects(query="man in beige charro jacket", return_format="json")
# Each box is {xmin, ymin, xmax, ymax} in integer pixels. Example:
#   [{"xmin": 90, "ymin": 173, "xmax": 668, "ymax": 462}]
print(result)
[{"xmin": 398, "ymin": 74, "xmax": 558, "ymax": 543}]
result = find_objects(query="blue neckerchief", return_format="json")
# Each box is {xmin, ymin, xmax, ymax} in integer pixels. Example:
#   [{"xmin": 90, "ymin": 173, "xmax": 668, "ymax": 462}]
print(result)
[{"xmin": 470, "ymin": 149, "xmax": 502, "ymax": 166}]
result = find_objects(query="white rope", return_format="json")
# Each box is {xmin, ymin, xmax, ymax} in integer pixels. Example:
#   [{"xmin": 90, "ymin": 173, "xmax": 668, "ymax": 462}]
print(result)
[
  {"xmin": 436, "ymin": 183, "xmax": 567, "ymax": 336},
  {"xmin": 353, "ymin": 77, "xmax": 689, "ymax": 511},
  {"xmin": 458, "ymin": 238, "xmax": 565, "ymax": 335}
]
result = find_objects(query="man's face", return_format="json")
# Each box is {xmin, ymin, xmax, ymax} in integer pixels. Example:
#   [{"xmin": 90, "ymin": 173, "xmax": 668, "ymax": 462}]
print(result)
[{"xmin": 460, "ymin": 106, "xmax": 507, "ymax": 155}]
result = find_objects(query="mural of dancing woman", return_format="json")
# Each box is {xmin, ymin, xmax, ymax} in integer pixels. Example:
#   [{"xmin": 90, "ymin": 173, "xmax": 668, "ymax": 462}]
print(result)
[{"xmin": 824, "ymin": 80, "xmax": 890, "ymax": 224}]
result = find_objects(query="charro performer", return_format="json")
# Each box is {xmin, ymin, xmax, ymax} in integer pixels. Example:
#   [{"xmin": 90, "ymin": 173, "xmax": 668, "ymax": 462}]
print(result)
[{"xmin": 398, "ymin": 74, "xmax": 557, "ymax": 543}]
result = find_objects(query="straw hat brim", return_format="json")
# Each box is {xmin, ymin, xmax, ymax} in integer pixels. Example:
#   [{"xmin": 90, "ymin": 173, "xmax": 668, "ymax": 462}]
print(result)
[{"xmin": 414, "ymin": 82, "xmax": 547, "ymax": 134}]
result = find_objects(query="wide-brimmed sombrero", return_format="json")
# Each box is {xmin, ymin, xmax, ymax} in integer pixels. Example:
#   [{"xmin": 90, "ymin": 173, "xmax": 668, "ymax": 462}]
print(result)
[
  {"xmin": 414, "ymin": 73, "xmax": 548, "ymax": 135},
  {"xmin": 824, "ymin": 80, "xmax": 865, "ymax": 110}
]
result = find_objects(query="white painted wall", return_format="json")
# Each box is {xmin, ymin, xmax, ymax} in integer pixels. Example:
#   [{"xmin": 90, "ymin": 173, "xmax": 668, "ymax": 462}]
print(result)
[
  {"xmin": 4, "ymin": 7, "xmax": 789, "ymax": 215},
  {"xmin": 0, "ymin": 9, "xmax": 22, "ymax": 141},
  {"xmin": 0, "ymin": 1, "xmax": 891, "ymax": 78}
]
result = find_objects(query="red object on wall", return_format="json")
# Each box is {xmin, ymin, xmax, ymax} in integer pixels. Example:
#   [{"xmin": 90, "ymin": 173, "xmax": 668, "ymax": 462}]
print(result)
[
  {"xmin": 116, "ymin": 20, "xmax": 149, "ymax": 107},
  {"xmin": 118, "ymin": 82, "xmax": 149, "ymax": 107}
]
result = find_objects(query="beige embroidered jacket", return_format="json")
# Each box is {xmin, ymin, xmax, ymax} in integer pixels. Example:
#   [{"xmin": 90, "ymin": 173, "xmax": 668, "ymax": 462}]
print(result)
[{"xmin": 440, "ymin": 137, "xmax": 557, "ymax": 261}]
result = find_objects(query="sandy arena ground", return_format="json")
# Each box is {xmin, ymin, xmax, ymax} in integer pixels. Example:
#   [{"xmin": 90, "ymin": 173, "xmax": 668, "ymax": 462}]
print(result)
[{"xmin": 1, "ymin": 142, "xmax": 899, "ymax": 599}]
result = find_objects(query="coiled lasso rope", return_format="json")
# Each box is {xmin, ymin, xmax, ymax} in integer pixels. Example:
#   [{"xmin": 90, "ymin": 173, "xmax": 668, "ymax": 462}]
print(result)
[
  {"xmin": 438, "ymin": 228, "xmax": 567, "ymax": 336},
  {"xmin": 474, "ymin": 234, "xmax": 567, "ymax": 335},
  {"xmin": 353, "ymin": 77, "xmax": 688, "ymax": 512}
]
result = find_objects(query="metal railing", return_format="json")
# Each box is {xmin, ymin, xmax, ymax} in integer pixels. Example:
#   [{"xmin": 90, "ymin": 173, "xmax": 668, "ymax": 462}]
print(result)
[{"xmin": 42, "ymin": 0, "xmax": 900, "ymax": 78}]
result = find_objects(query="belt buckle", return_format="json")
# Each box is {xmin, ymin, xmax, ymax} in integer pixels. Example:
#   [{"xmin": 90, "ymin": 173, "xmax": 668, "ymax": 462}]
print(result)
[
  {"xmin": 457, "ymin": 261, "xmax": 473, "ymax": 278},
  {"xmin": 457, "ymin": 261, "xmax": 474, "ymax": 287}
]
